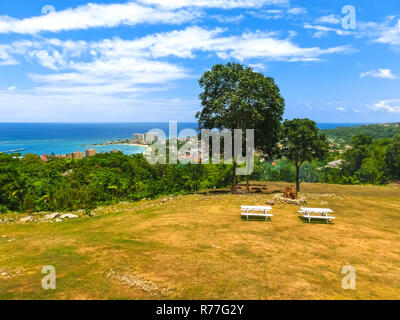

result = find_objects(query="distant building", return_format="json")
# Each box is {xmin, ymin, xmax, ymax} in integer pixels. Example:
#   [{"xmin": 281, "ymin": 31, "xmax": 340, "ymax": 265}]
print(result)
[
  {"xmin": 145, "ymin": 132, "xmax": 159, "ymax": 143},
  {"xmin": 85, "ymin": 148, "xmax": 97, "ymax": 157},
  {"xmin": 71, "ymin": 151, "xmax": 84, "ymax": 159},
  {"xmin": 133, "ymin": 133, "xmax": 145, "ymax": 143},
  {"xmin": 133, "ymin": 132, "xmax": 159, "ymax": 144},
  {"xmin": 325, "ymin": 159, "xmax": 344, "ymax": 169},
  {"xmin": 41, "ymin": 154, "xmax": 48, "ymax": 162}
]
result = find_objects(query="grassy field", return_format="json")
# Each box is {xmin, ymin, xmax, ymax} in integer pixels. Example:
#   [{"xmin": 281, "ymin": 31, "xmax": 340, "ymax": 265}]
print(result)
[{"xmin": 1, "ymin": 182, "xmax": 400, "ymax": 300}]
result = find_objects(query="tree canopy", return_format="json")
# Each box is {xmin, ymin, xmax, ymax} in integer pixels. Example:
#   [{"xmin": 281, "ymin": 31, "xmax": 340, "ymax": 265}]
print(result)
[{"xmin": 281, "ymin": 118, "xmax": 329, "ymax": 191}]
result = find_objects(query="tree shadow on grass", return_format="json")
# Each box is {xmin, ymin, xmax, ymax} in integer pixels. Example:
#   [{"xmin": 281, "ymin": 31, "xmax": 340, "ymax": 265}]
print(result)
[{"xmin": 240, "ymin": 216, "xmax": 272, "ymax": 222}]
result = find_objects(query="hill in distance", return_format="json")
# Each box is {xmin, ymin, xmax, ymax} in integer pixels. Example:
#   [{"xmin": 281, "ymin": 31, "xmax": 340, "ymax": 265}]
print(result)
[{"xmin": 322, "ymin": 122, "xmax": 400, "ymax": 146}]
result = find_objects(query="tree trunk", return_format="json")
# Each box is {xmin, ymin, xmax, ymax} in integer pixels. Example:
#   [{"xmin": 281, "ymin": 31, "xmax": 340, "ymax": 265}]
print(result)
[
  {"xmin": 295, "ymin": 165, "xmax": 300, "ymax": 192},
  {"xmin": 232, "ymin": 161, "xmax": 237, "ymax": 193}
]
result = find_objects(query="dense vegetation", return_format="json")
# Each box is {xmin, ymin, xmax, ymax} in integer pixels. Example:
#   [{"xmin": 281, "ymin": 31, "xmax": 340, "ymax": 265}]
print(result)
[
  {"xmin": 250, "ymin": 133, "xmax": 400, "ymax": 186},
  {"xmin": 1, "ymin": 131, "xmax": 400, "ymax": 214},
  {"xmin": 0, "ymin": 152, "xmax": 232, "ymax": 214}
]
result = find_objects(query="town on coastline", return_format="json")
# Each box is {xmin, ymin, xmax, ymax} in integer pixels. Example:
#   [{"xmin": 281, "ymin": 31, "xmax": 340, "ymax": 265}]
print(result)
[
  {"xmin": 40, "ymin": 132, "xmax": 160, "ymax": 162},
  {"xmin": 37, "ymin": 130, "xmax": 355, "ymax": 164}
]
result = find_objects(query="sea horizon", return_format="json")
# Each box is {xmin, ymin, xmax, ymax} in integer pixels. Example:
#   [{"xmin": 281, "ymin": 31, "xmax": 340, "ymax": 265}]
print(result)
[{"xmin": 0, "ymin": 122, "xmax": 376, "ymax": 156}]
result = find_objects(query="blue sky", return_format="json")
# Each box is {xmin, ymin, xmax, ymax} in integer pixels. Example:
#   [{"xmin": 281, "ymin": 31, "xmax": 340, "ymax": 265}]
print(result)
[{"xmin": 0, "ymin": 0, "xmax": 400, "ymax": 123}]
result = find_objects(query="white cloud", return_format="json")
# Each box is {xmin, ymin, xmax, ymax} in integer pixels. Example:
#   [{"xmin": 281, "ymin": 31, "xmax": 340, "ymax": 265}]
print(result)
[
  {"xmin": 360, "ymin": 69, "xmax": 397, "ymax": 79},
  {"xmin": 248, "ymin": 63, "xmax": 267, "ymax": 71},
  {"xmin": 370, "ymin": 100, "xmax": 400, "ymax": 113},
  {"xmin": 0, "ymin": 2, "xmax": 197, "ymax": 34},
  {"xmin": 0, "ymin": 0, "xmax": 291, "ymax": 34},
  {"xmin": 208, "ymin": 31, "xmax": 353, "ymax": 61},
  {"xmin": 29, "ymin": 50, "xmax": 67, "ymax": 70},
  {"xmin": 7, "ymin": 86, "xmax": 16, "ymax": 90},
  {"xmin": 316, "ymin": 14, "xmax": 340, "ymax": 25},
  {"xmin": 248, "ymin": 7, "xmax": 307, "ymax": 20},
  {"xmin": 138, "ymin": 0, "xmax": 288, "ymax": 9},
  {"xmin": 1, "ymin": 26, "xmax": 354, "ymax": 69},
  {"xmin": 358, "ymin": 17, "xmax": 400, "ymax": 46},
  {"xmin": 0, "ymin": 25, "xmax": 355, "ymax": 121},
  {"xmin": 287, "ymin": 7, "xmax": 307, "ymax": 15},
  {"xmin": 303, "ymin": 23, "xmax": 354, "ymax": 38},
  {"xmin": 210, "ymin": 14, "xmax": 244, "ymax": 23},
  {"xmin": 336, "ymin": 107, "xmax": 347, "ymax": 112},
  {"xmin": 0, "ymin": 45, "xmax": 18, "ymax": 65},
  {"xmin": 247, "ymin": 9, "xmax": 284, "ymax": 20}
]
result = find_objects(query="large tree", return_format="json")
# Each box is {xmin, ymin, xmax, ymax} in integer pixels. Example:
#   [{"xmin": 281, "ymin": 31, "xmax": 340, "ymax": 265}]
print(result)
[
  {"xmin": 281, "ymin": 118, "xmax": 329, "ymax": 192},
  {"xmin": 196, "ymin": 62, "xmax": 285, "ymax": 192}
]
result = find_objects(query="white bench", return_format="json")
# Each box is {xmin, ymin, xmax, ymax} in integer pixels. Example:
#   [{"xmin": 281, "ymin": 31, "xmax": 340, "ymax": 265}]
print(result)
[
  {"xmin": 241, "ymin": 206, "xmax": 273, "ymax": 221},
  {"xmin": 300, "ymin": 207, "xmax": 336, "ymax": 224}
]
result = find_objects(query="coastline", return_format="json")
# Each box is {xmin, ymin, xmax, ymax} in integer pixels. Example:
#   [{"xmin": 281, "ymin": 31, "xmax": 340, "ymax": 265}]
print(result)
[{"xmin": 82, "ymin": 142, "xmax": 150, "ymax": 151}]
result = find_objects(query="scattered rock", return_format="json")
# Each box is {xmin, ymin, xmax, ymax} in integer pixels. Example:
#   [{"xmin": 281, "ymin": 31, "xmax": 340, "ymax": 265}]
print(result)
[
  {"xmin": 44, "ymin": 212, "xmax": 60, "ymax": 220},
  {"xmin": 20, "ymin": 216, "xmax": 34, "ymax": 223},
  {"xmin": 106, "ymin": 270, "xmax": 169, "ymax": 296},
  {"xmin": 55, "ymin": 218, "xmax": 62, "ymax": 222},
  {"xmin": 266, "ymin": 200, "xmax": 275, "ymax": 206},
  {"xmin": 59, "ymin": 213, "xmax": 78, "ymax": 219},
  {"xmin": 273, "ymin": 194, "xmax": 307, "ymax": 205}
]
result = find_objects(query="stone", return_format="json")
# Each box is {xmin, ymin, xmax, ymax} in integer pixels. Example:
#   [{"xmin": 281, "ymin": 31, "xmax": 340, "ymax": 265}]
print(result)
[
  {"xmin": 266, "ymin": 201, "xmax": 275, "ymax": 206},
  {"xmin": 44, "ymin": 212, "xmax": 60, "ymax": 220},
  {"xmin": 59, "ymin": 213, "xmax": 78, "ymax": 219},
  {"xmin": 273, "ymin": 194, "xmax": 307, "ymax": 205},
  {"xmin": 20, "ymin": 216, "xmax": 34, "ymax": 223}
]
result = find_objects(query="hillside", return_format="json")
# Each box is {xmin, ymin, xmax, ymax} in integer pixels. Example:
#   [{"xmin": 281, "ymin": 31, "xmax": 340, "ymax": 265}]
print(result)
[
  {"xmin": 1, "ymin": 182, "xmax": 400, "ymax": 300},
  {"xmin": 322, "ymin": 122, "xmax": 400, "ymax": 146}
]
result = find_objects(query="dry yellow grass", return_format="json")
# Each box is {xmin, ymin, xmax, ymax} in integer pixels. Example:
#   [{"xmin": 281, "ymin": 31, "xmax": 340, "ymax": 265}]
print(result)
[{"xmin": 0, "ymin": 182, "xmax": 399, "ymax": 300}]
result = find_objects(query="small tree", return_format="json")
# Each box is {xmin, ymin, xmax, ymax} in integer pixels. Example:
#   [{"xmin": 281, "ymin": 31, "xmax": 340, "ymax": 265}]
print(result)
[
  {"xmin": 281, "ymin": 118, "xmax": 329, "ymax": 192},
  {"xmin": 196, "ymin": 62, "xmax": 285, "ymax": 192}
]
